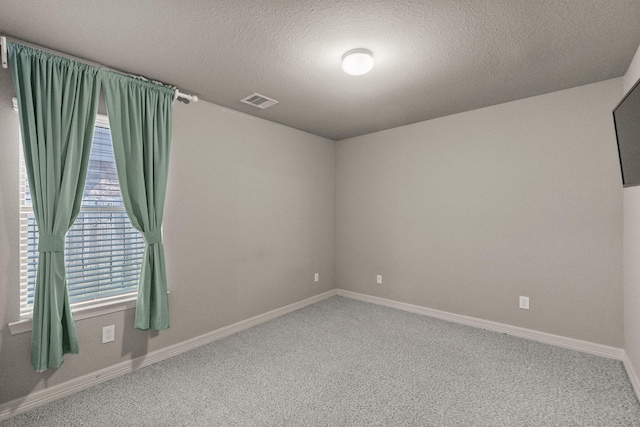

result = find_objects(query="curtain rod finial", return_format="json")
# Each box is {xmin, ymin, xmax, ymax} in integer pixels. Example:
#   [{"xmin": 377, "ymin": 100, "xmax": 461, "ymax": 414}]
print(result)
[
  {"xmin": 174, "ymin": 90, "xmax": 198, "ymax": 103},
  {"xmin": 1, "ymin": 36, "xmax": 7, "ymax": 69}
]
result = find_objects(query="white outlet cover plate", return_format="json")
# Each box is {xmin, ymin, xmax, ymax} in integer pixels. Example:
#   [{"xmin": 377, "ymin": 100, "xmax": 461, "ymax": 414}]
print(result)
[
  {"xmin": 519, "ymin": 296, "xmax": 530, "ymax": 310},
  {"xmin": 377, "ymin": 275, "xmax": 382, "ymax": 284},
  {"xmin": 102, "ymin": 325, "xmax": 115, "ymax": 343}
]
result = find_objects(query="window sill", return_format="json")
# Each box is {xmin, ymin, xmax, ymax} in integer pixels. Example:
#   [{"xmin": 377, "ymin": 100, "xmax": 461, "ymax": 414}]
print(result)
[{"xmin": 8, "ymin": 293, "xmax": 139, "ymax": 335}]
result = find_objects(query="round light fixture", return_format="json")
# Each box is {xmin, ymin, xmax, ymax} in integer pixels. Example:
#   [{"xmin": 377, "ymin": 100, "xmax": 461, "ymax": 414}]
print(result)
[{"xmin": 342, "ymin": 49, "xmax": 374, "ymax": 76}]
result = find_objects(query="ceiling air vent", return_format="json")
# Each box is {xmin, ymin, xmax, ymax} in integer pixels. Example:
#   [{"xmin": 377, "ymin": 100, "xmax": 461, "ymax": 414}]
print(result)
[{"xmin": 240, "ymin": 93, "xmax": 279, "ymax": 109}]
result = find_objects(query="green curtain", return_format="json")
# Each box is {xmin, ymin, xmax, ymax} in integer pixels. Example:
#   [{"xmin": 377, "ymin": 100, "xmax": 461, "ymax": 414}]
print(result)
[
  {"xmin": 100, "ymin": 71, "xmax": 173, "ymax": 330},
  {"xmin": 8, "ymin": 43, "xmax": 101, "ymax": 371}
]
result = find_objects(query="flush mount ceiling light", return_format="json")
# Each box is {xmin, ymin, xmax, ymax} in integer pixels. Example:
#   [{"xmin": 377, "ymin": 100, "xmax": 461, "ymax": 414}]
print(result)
[{"xmin": 342, "ymin": 49, "xmax": 374, "ymax": 76}]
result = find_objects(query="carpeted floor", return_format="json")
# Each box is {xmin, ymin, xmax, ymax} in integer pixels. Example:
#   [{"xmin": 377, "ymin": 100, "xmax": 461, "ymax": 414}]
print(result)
[{"xmin": 2, "ymin": 296, "xmax": 640, "ymax": 426}]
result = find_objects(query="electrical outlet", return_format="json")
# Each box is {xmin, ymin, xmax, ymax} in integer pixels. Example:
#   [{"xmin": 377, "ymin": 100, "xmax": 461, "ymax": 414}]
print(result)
[
  {"xmin": 519, "ymin": 296, "xmax": 530, "ymax": 310},
  {"xmin": 377, "ymin": 275, "xmax": 383, "ymax": 284},
  {"xmin": 314, "ymin": 273, "xmax": 319, "ymax": 282},
  {"xmin": 102, "ymin": 325, "xmax": 115, "ymax": 343}
]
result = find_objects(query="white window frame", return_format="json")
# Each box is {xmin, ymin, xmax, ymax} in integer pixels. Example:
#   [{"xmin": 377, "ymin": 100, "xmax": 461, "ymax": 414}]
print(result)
[{"xmin": 10, "ymin": 113, "xmax": 141, "ymax": 335}]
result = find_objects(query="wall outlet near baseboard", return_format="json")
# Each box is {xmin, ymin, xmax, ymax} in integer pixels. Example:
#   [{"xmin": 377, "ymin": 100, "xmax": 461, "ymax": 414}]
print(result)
[
  {"xmin": 376, "ymin": 275, "xmax": 383, "ymax": 284},
  {"xmin": 314, "ymin": 273, "xmax": 319, "ymax": 282},
  {"xmin": 102, "ymin": 325, "xmax": 115, "ymax": 343},
  {"xmin": 519, "ymin": 296, "xmax": 530, "ymax": 310}
]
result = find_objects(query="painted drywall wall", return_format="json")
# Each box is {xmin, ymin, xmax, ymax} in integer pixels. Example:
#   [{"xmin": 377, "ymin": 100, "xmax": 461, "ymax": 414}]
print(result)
[
  {"xmin": 623, "ymin": 42, "xmax": 640, "ymax": 390},
  {"xmin": 623, "ymin": 45, "xmax": 640, "ymax": 94},
  {"xmin": 336, "ymin": 78, "xmax": 623, "ymax": 347},
  {"xmin": 0, "ymin": 66, "xmax": 336, "ymax": 404}
]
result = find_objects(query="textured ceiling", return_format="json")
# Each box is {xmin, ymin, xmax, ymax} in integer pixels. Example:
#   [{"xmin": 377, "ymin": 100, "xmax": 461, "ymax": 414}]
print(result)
[{"xmin": 1, "ymin": 0, "xmax": 640, "ymax": 140}]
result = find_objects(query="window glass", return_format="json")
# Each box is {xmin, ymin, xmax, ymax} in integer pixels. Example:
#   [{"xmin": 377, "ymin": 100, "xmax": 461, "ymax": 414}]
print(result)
[{"xmin": 19, "ymin": 117, "xmax": 144, "ymax": 317}]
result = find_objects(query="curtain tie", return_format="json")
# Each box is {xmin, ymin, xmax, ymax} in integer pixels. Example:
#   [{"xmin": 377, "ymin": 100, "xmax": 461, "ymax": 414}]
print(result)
[
  {"xmin": 38, "ymin": 233, "xmax": 65, "ymax": 252},
  {"xmin": 143, "ymin": 230, "xmax": 162, "ymax": 245}
]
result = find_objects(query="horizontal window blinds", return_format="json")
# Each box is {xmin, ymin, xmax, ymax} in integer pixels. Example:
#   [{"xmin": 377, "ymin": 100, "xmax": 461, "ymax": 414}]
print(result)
[{"xmin": 20, "ymin": 121, "xmax": 144, "ymax": 318}]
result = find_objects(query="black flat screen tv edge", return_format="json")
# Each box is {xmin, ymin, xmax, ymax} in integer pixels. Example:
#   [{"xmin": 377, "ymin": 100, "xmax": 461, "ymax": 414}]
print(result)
[{"xmin": 613, "ymin": 75, "xmax": 640, "ymax": 187}]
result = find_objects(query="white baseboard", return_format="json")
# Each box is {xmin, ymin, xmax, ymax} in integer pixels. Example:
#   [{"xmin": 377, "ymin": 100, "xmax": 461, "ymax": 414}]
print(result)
[
  {"xmin": 0, "ymin": 289, "xmax": 337, "ymax": 422},
  {"xmin": 623, "ymin": 351, "xmax": 640, "ymax": 402},
  {"xmin": 336, "ymin": 289, "xmax": 624, "ymax": 361}
]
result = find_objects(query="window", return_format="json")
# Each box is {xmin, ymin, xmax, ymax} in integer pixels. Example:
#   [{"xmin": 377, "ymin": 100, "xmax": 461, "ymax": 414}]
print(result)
[{"xmin": 19, "ymin": 115, "xmax": 145, "ymax": 319}]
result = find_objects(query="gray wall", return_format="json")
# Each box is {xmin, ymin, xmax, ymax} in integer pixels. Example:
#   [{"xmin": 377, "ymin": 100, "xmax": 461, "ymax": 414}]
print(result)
[
  {"xmin": 0, "ymin": 66, "xmax": 336, "ymax": 404},
  {"xmin": 623, "ymin": 43, "xmax": 640, "ymax": 386},
  {"xmin": 336, "ymin": 79, "xmax": 624, "ymax": 347}
]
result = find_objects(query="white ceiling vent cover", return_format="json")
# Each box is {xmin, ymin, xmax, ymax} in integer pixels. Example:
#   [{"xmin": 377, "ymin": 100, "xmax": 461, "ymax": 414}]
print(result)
[{"xmin": 240, "ymin": 93, "xmax": 279, "ymax": 109}]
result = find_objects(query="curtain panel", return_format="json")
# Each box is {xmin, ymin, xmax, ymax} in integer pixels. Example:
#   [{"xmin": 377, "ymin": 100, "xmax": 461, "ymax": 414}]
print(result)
[
  {"xmin": 100, "ymin": 71, "xmax": 173, "ymax": 330},
  {"xmin": 8, "ymin": 42, "xmax": 101, "ymax": 371},
  {"xmin": 9, "ymin": 42, "xmax": 174, "ymax": 371}
]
